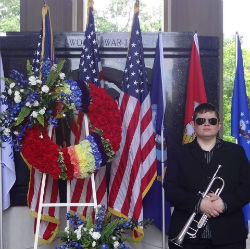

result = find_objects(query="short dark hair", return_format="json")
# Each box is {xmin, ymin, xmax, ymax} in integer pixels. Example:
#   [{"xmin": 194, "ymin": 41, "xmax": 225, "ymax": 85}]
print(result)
[{"xmin": 192, "ymin": 103, "xmax": 220, "ymax": 121}]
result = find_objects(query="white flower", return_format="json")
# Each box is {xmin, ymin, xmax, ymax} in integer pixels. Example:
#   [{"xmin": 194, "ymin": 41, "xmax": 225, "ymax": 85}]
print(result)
[
  {"xmin": 14, "ymin": 131, "xmax": 18, "ymax": 135},
  {"xmin": 59, "ymin": 72, "xmax": 65, "ymax": 80},
  {"xmin": 29, "ymin": 76, "xmax": 37, "ymax": 85},
  {"xmin": 36, "ymin": 79, "xmax": 42, "ymax": 84},
  {"xmin": 91, "ymin": 231, "xmax": 101, "ymax": 240},
  {"xmin": 33, "ymin": 101, "xmax": 39, "ymax": 107},
  {"xmin": 112, "ymin": 236, "xmax": 116, "ymax": 240},
  {"xmin": 31, "ymin": 111, "xmax": 38, "ymax": 118},
  {"xmin": 20, "ymin": 89, "xmax": 24, "ymax": 92},
  {"xmin": 14, "ymin": 95, "xmax": 21, "ymax": 103},
  {"xmin": 83, "ymin": 228, "xmax": 87, "ymax": 231},
  {"xmin": 64, "ymin": 227, "xmax": 69, "ymax": 233},
  {"xmin": 74, "ymin": 228, "xmax": 82, "ymax": 240},
  {"xmin": 3, "ymin": 128, "xmax": 10, "ymax": 136},
  {"xmin": 39, "ymin": 109, "xmax": 45, "ymax": 115},
  {"xmin": 10, "ymin": 83, "xmax": 15, "ymax": 88},
  {"xmin": 26, "ymin": 102, "xmax": 31, "ymax": 107},
  {"xmin": 113, "ymin": 241, "xmax": 120, "ymax": 248},
  {"xmin": 41, "ymin": 85, "xmax": 49, "ymax": 93},
  {"xmin": 14, "ymin": 91, "xmax": 20, "ymax": 96},
  {"xmin": 51, "ymin": 64, "xmax": 57, "ymax": 71},
  {"xmin": 8, "ymin": 89, "xmax": 12, "ymax": 95},
  {"xmin": 92, "ymin": 241, "xmax": 96, "ymax": 247}
]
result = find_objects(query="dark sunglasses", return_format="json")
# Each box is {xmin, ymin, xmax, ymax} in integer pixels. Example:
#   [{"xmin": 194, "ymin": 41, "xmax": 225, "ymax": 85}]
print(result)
[{"xmin": 195, "ymin": 118, "xmax": 218, "ymax": 125}]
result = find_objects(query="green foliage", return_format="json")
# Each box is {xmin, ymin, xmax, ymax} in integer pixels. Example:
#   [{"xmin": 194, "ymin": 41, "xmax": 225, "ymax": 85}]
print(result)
[
  {"xmin": 16, "ymin": 107, "xmax": 31, "ymax": 126},
  {"xmin": 0, "ymin": 0, "xmax": 20, "ymax": 32},
  {"xmin": 94, "ymin": 0, "xmax": 162, "ymax": 32},
  {"xmin": 223, "ymin": 36, "xmax": 250, "ymax": 142}
]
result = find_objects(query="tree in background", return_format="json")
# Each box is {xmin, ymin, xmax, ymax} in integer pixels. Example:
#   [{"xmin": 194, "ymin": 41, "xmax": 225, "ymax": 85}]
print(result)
[
  {"xmin": 0, "ymin": 0, "xmax": 20, "ymax": 32},
  {"xmin": 94, "ymin": 0, "xmax": 162, "ymax": 32},
  {"xmin": 223, "ymin": 36, "xmax": 250, "ymax": 142}
]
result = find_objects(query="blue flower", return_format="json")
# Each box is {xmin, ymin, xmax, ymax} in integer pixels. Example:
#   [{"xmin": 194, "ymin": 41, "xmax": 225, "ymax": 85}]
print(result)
[{"xmin": 100, "ymin": 243, "xmax": 109, "ymax": 249}]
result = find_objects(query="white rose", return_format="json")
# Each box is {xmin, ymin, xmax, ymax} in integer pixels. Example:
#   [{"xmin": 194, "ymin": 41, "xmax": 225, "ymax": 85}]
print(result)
[
  {"xmin": 33, "ymin": 100, "xmax": 39, "ymax": 107},
  {"xmin": 64, "ymin": 227, "xmax": 69, "ymax": 233},
  {"xmin": 39, "ymin": 109, "xmax": 45, "ymax": 115},
  {"xmin": 8, "ymin": 89, "xmax": 12, "ymax": 95},
  {"xmin": 41, "ymin": 85, "xmax": 49, "ymax": 93},
  {"xmin": 31, "ymin": 111, "xmax": 38, "ymax": 118},
  {"xmin": 92, "ymin": 241, "xmax": 96, "ymax": 247},
  {"xmin": 91, "ymin": 231, "xmax": 101, "ymax": 240},
  {"xmin": 113, "ymin": 241, "xmax": 120, "ymax": 248},
  {"xmin": 59, "ymin": 73, "xmax": 65, "ymax": 80},
  {"xmin": 3, "ymin": 128, "xmax": 10, "ymax": 136},
  {"xmin": 14, "ymin": 91, "xmax": 20, "ymax": 96},
  {"xmin": 112, "ymin": 236, "xmax": 116, "ymax": 240},
  {"xmin": 10, "ymin": 83, "xmax": 15, "ymax": 88},
  {"xmin": 29, "ymin": 76, "xmax": 37, "ymax": 86},
  {"xmin": 36, "ymin": 79, "xmax": 42, "ymax": 84},
  {"xmin": 26, "ymin": 102, "xmax": 31, "ymax": 107},
  {"xmin": 14, "ymin": 95, "xmax": 21, "ymax": 103}
]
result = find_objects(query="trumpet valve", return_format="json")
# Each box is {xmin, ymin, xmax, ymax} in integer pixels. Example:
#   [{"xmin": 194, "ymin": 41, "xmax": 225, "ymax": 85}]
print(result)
[{"xmin": 197, "ymin": 215, "xmax": 208, "ymax": 229}]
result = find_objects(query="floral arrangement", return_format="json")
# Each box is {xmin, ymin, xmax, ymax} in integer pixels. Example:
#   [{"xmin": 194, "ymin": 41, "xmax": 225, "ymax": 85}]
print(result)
[
  {"xmin": 0, "ymin": 59, "xmax": 78, "ymax": 151},
  {"xmin": 0, "ymin": 60, "xmax": 122, "ymax": 180},
  {"xmin": 56, "ymin": 205, "xmax": 150, "ymax": 249}
]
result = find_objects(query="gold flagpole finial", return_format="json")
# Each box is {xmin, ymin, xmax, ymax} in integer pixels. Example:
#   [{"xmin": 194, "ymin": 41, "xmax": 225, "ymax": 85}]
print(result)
[
  {"xmin": 88, "ymin": 0, "xmax": 94, "ymax": 8},
  {"xmin": 86, "ymin": 0, "xmax": 94, "ymax": 27},
  {"xmin": 134, "ymin": 0, "xmax": 139, "ymax": 14}
]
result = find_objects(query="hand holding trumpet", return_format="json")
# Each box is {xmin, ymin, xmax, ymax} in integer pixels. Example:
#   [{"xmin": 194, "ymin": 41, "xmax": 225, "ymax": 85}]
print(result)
[{"xmin": 200, "ymin": 193, "xmax": 225, "ymax": 218}]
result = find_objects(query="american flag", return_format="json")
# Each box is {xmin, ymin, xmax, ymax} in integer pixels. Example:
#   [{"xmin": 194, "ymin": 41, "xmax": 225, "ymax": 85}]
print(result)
[
  {"xmin": 70, "ymin": 0, "xmax": 107, "ymax": 218},
  {"xmin": 28, "ymin": 4, "xmax": 60, "ymax": 243},
  {"xmin": 70, "ymin": 0, "xmax": 103, "ymax": 145},
  {"xmin": 78, "ymin": 0, "xmax": 103, "ymax": 87},
  {"xmin": 108, "ymin": 1, "xmax": 157, "ymax": 241}
]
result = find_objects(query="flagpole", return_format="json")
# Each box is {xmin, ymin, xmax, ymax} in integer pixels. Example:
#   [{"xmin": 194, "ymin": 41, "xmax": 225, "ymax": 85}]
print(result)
[
  {"xmin": 235, "ymin": 32, "xmax": 238, "ymax": 145},
  {"xmin": 161, "ymin": 126, "xmax": 166, "ymax": 249},
  {"xmin": 0, "ymin": 147, "xmax": 3, "ymax": 249}
]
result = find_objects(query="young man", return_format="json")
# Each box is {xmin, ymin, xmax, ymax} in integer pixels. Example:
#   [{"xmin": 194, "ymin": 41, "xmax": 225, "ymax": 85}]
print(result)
[{"xmin": 164, "ymin": 103, "xmax": 250, "ymax": 249}]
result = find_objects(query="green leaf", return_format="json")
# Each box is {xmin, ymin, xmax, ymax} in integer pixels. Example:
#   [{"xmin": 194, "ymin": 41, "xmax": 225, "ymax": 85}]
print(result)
[
  {"xmin": 86, "ymin": 213, "xmax": 94, "ymax": 229},
  {"xmin": 45, "ymin": 70, "xmax": 56, "ymax": 89},
  {"xmin": 26, "ymin": 60, "xmax": 33, "ymax": 76},
  {"xmin": 16, "ymin": 107, "xmax": 31, "ymax": 126},
  {"xmin": 101, "ymin": 218, "xmax": 126, "ymax": 241},
  {"xmin": 56, "ymin": 59, "xmax": 66, "ymax": 73},
  {"xmin": 37, "ymin": 114, "xmax": 44, "ymax": 126}
]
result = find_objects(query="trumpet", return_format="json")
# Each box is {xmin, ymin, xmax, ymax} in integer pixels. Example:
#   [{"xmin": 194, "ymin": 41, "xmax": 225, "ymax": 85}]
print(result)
[{"xmin": 170, "ymin": 164, "xmax": 225, "ymax": 247}]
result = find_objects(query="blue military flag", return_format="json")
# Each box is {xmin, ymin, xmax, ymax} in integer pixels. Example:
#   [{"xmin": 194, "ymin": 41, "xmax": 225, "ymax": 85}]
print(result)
[
  {"xmin": 231, "ymin": 33, "xmax": 250, "ymax": 229},
  {"xmin": 143, "ymin": 32, "xmax": 171, "ymax": 234}
]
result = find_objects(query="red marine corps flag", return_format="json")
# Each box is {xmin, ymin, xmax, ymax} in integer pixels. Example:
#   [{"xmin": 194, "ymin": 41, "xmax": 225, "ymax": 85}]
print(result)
[{"xmin": 183, "ymin": 33, "xmax": 207, "ymax": 144}]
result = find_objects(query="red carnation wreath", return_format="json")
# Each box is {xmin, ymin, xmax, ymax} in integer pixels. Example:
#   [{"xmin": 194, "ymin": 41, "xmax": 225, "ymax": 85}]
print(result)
[{"xmin": 21, "ymin": 83, "xmax": 122, "ymax": 180}]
